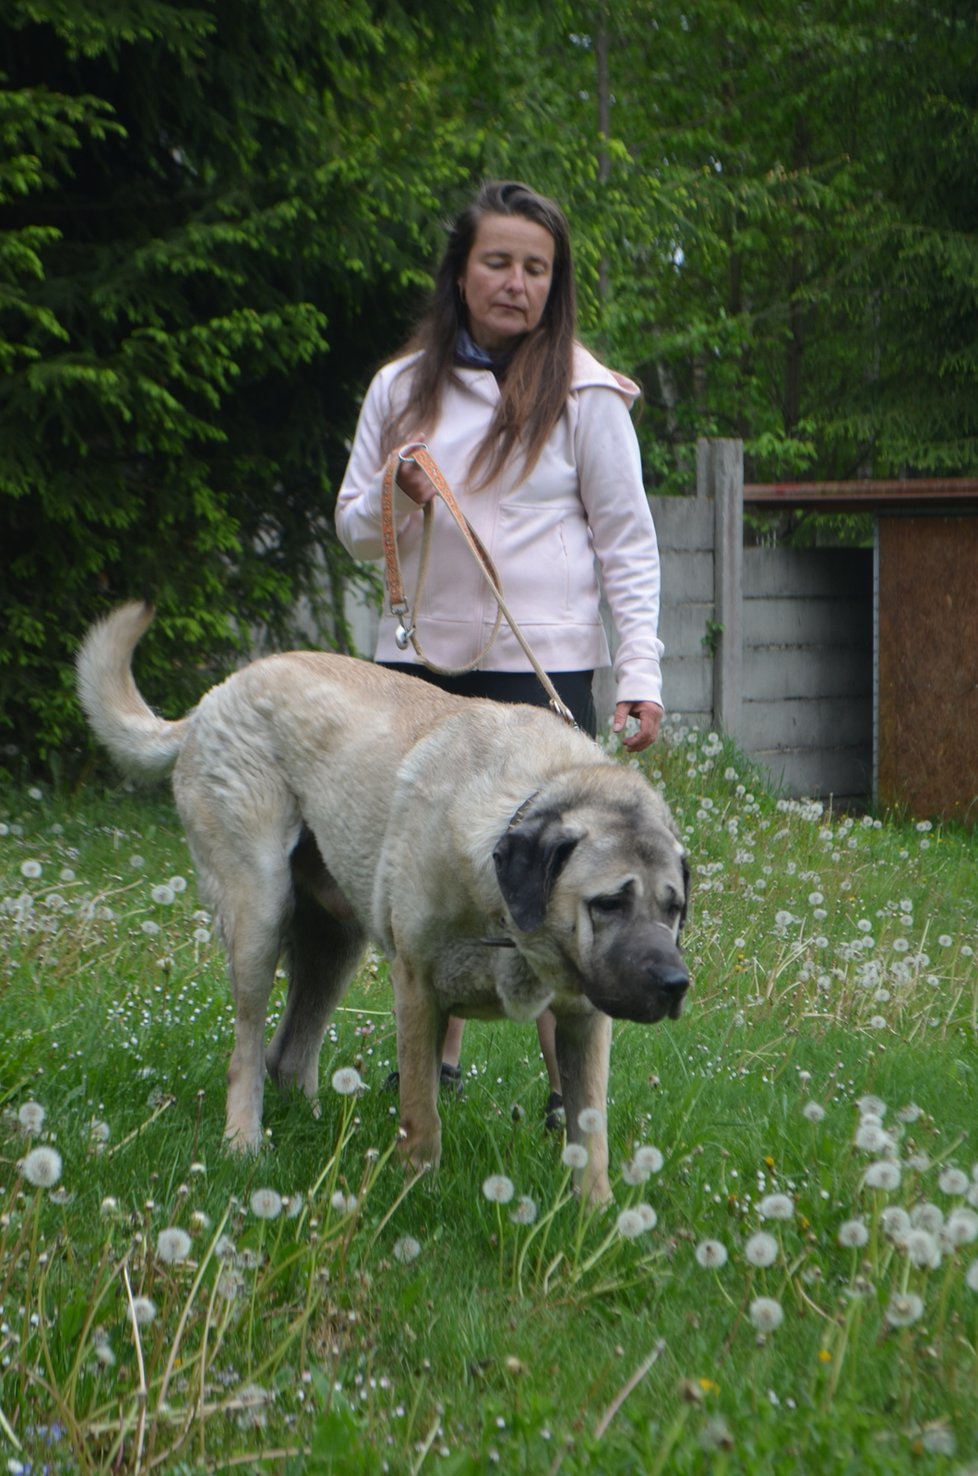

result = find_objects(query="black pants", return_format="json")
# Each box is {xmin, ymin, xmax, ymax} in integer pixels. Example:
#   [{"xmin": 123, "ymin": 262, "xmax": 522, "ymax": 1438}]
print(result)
[{"xmin": 379, "ymin": 663, "xmax": 597, "ymax": 738}]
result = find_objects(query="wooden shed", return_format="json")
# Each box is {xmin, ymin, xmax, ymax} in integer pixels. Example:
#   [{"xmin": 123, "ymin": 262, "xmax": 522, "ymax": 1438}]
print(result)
[{"xmin": 743, "ymin": 472, "xmax": 978, "ymax": 825}]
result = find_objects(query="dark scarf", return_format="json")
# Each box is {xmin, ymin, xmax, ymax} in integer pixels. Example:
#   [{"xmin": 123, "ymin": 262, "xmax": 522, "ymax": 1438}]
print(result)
[{"xmin": 455, "ymin": 327, "xmax": 514, "ymax": 379}]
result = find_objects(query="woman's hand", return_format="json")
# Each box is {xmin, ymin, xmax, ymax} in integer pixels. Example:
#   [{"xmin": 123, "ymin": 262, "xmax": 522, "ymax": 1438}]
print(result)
[
  {"xmin": 613, "ymin": 700, "xmax": 663, "ymax": 752},
  {"xmin": 395, "ymin": 442, "xmax": 436, "ymax": 505}
]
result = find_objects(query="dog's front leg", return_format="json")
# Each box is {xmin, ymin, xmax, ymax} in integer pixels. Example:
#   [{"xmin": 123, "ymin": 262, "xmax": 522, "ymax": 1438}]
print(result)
[
  {"xmin": 554, "ymin": 1010, "xmax": 613, "ymax": 1204},
  {"xmin": 392, "ymin": 956, "xmax": 445, "ymax": 1176}
]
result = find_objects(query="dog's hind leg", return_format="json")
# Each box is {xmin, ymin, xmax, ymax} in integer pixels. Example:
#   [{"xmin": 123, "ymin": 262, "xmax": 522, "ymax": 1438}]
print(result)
[
  {"xmin": 265, "ymin": 886, "xmax": 365, "ymax": 1107},
  {"xmin": 218, "ymin": 861, "xmax": 294, "ymax": 1153}
]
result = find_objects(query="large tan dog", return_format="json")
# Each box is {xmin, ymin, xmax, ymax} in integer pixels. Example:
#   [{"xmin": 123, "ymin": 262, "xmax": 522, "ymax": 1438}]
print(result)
[{"xmin": 77, "ymin": 603, "xmax": 689, "ymax": 1201}]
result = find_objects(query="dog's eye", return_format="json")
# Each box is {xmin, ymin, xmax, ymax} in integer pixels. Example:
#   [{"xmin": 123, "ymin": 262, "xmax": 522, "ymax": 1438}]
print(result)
[{"xmin": 589, "ymin": 892, "xmax": 629, "ymax": 917}]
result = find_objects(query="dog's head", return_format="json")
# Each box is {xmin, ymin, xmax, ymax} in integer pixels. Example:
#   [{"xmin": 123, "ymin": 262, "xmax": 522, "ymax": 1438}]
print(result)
[{"xmin": 492, "ymin": 769, "xmax": 690, "ymax": 1023}]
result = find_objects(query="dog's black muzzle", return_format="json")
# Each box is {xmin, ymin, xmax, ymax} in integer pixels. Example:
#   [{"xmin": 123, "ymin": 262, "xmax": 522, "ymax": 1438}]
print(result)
[{"xmin": 583, "ymin": 930, "xmax": 690, "ymax": 1023}]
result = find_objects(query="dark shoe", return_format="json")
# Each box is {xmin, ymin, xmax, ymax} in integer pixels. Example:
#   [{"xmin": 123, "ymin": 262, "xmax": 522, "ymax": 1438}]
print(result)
[
  {"xmin": 544, "ymin": 1091, "xmax": 565, "ymax": 1132},
  {"xmin": 382, "ymin": 1062, "xmax": 464, "ymax": 1096},
  {"xmin": 439, "ymin": 1062, "xmax": 464, "ymax": 1098}
]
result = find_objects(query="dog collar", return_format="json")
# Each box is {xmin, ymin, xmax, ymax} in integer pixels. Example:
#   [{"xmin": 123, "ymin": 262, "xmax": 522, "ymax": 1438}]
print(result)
[{"xmin": 506, "ymin": 789, "xmax": 540, "ymax": 832}]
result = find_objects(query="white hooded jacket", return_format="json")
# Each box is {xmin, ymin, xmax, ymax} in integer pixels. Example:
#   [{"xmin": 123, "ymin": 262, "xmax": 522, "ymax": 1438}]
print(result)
[{"xmin": 335, "ymin": 342, "xmax": 664, "ymax": 708}]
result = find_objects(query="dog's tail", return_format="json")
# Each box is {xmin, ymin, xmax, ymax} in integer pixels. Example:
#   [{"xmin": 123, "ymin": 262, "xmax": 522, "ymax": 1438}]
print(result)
[{"xmin": 76, "ymin": 602, "xmax": 191, "ymax": 781}]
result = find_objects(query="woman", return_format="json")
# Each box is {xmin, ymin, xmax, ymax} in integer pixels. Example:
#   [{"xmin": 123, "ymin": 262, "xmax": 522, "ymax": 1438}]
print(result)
[{"xmin": 336, "ymin": 179, "xmax": 664, "ymax": 1121}]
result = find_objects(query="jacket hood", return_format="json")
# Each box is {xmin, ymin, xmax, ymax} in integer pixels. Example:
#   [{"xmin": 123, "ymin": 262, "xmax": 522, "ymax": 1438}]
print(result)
[{"xmin": 571, "ymin": 343, "xmax": 641, "ymax": 407}]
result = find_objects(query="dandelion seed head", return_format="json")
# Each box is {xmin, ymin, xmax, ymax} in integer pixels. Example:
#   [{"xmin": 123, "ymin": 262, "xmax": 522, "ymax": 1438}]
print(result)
[
  {"xmin": 695, "ymin": 1239, "xmax": 728, "ymax": 1268},
  {"xmin": 393, "ymin": 1235, "xmax": 421, "ymax": 1263},
  {"xmin": 151, "ymin": 884, "xmax": 176, "ymax": 905},
  {"xmin": 561, "ymin": 1144, "xmax": 589, "ymax": 1170},
  {"xmin": 20, "ymin": 860, "xmax": 42, "ymax": 879},
  {"xmin": 758, "ymin": 1193, "xmax": 793, "ymax": 1221},
  {"xmin": 802, "ymin": 1101, "xmax": 825, "ymax": 1123},
  {"xmin": 632, "ymin": 1145, "xmax": 664, "ymax": 1174},
  {"xmin": 577, "ymin": 1107, "xmax": 606, "ymax": 1134},
  {"xmin": 216, "ymin": 1265, "xmax": 246, "ymax": 1300},
  {"xmin": 616, "ymin": 1208, "xmax": 646, "ymax": 1239},
  {"xmin": 250, "ymin": 1188, "xmax": 283, "ymax": 1220},
  {"xmin": 156, "ymin": 1227, "xmax": 192, "ymax": 1264},
  {"xmin": 863, "ymin": 1160, "xmax": 901, "ymax": 1191},
  {"xmin": 482, "ymin": 1174, "xmax": 515, "ymax": 1204},
  {"xmin": 22, "ymin": 1146, "xmax": 62, "ymax": 1188},
  {"xmin": 128, "ymin": 1297, "xmax": 157, "ymax": 1326},
  {"xmin": 17, "ymin": 1101, "xmax": 46, "ymax": 1134},
  {"xmin": 331, "ymin": 1066, "xmax": 363, "ymax": 1095},
  {"xmin": 857, "ymin": 1094, "xmax": 887, "ymax": 1117},
  {"xmin": 700, "ymin": 1415, "xmax": 735, "ymax": 1452},
  {"xmin": 881, "ymin": 1206, "xmax": 911, "ymax": 1238},
  {"xmin": 911, "ymin": 1202, "xmax": 944, "ymax": 1233},
  {"xmin": 884, "ymin": 1292, "xmax": 924, "ymax": 1327},
  {"xmin": 509, "ymin": 1195, "xmax": 538, "ymax": 1225},
  {"xmin": 965, "ymin": 1260, "xmax": 978, "ymax": 1292},
  {"xmin": 855, "ymin": 1123, "xmax": 894, "ymax": 1153},
  {"xmin": 938, "ymin": 1167, "xmax": 969, "ymax": 1196},
  {"xmin": 904, "ymin": 1229, "xmax": 941, "ymax": 1269},
  {"xmin": 744, "ymin": 1232, "xmax": 778, "ymax": 1268},
  {"xmin": 749, "ymin": 1296, "xmax": 784, "ymax": 1332},
  {"xmin": 918, "ymin": 1427, "xmax": 955, "ymax": 1456},
  {"xmin": 838, "ymin": 1219, "xmax": 869, "ymax": 1248},
  {"xmin": 946, "ymin": 1208, "xmax": 978, "ymax": 1246}
]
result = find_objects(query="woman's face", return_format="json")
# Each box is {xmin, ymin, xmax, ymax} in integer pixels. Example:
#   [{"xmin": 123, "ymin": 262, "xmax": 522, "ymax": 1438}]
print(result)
[{"xmin": 458, "ymin": 213, "xmax": 555, "ymax": 354}]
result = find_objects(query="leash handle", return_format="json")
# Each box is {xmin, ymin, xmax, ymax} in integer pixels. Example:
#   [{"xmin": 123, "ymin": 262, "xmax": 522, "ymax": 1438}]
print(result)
[{"xmin": 381, "ymin": 446, "xmax": 577, "ymax": 727}]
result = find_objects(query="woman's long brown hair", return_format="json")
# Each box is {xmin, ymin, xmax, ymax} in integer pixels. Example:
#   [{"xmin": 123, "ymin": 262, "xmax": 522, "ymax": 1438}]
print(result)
[{"xmin": 383, "ymin": 180, "xmax": 577, "ymax": 489}]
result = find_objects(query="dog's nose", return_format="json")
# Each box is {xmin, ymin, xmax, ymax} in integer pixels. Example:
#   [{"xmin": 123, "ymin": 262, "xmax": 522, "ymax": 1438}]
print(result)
[{"xmin": 657, "ymin": 965, "xmax": 689, "ymax": 992}]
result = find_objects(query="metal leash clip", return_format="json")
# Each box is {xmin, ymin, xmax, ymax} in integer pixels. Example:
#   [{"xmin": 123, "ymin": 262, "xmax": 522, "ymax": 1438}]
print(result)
[{"xmin": 391, "ymin": 600, "xmax": 415, "ymax": 650}]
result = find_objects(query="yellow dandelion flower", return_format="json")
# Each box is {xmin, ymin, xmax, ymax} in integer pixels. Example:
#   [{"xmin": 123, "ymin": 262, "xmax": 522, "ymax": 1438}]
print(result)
[
  {"xmin": 763, "ymin": 1155, "xmax": 776, "ymax": 1169},
  {"xmin": 698, "ymin": 1377, "xmax": 721, "ymax": 1394},
  {"xmin": 817, "ymin": 1349, "xmax": 833, "ymax": 1364}
]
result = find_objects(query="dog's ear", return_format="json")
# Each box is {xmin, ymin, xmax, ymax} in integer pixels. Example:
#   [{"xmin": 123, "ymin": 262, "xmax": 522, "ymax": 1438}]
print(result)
[
  {"xmin": 678, "ymin": 852, "xmax": 691, "ymax": 936},
  {"xmin": 493, "ymin": 817, "xmax": 581, "ymax": 933}
]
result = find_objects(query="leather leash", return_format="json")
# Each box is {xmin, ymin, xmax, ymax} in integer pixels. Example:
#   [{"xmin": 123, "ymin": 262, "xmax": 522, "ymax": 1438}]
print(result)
[{"xmin": 381, "ymin": 444, "xmax": 577, "ymax": 728}]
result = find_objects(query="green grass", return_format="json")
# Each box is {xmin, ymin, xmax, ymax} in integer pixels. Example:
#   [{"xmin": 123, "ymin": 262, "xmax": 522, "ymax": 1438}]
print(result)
[{"xmin": 2, "ymin": 723, "xmax": 977, "ymax": 1474}]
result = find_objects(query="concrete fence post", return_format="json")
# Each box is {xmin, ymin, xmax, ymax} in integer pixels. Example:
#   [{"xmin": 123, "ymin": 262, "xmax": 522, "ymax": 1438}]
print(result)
[{"xmin": 698, "ymin": 438, "xmax": 744, "ymax": 738}]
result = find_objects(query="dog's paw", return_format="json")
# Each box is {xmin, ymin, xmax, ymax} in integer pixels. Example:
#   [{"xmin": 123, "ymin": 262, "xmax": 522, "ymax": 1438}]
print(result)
[
  {"xmin": 223, "ymin": 1123, "xmax": 264, "ymax": 1155},
  {"xmin": 580, "ymin": 1170, "xmax": 614, "ymax": 1207},
  {"xmin": 396, "ymin": 1128, "xmax": 442, "ymax": 1178}
]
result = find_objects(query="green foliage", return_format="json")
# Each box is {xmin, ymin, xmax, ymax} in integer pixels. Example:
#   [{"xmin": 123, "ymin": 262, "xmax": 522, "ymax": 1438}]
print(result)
[
  {"xmin": 478, "ymin": 1, "xmax": 978, "ymax": 491},
  {"xmin": 5, "ymin": 0, "xmax": 978, "ymax": 770},
  {"xmin": 0, "ymin": 0, "xmax": 486, "ymax": 770}
]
